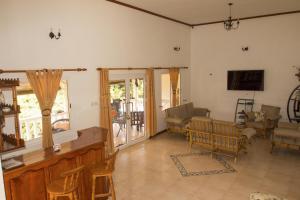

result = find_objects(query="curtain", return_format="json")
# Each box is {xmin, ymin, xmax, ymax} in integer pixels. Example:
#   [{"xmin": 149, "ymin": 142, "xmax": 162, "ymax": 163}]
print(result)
[
  {"xmin": 99, "ymin": 69, "xmax": 114, "ymax": 153},
  {"xmin": 146, "ymin": 69, "xmax": 157, "ymax": 137},
  {"xmin": 26, "ymin": 69, "xmax": 62, "ymax": 148},
  {"xmin": 169, "ymin": 68, "xmax": 180, "ymax": 107}
]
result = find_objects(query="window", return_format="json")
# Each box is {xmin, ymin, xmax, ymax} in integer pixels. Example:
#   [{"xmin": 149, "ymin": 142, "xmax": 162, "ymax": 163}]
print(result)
[
  {"xmin": 17, "ymin": 80, "xmax": 70, "ymax": 141},
  {"xmin": 161, "ymin": 73, "xmax": 181, "ymax": 110},
  {"xmin": 161, "ymin": 74, "xmax": 171, "ymax": 110}
]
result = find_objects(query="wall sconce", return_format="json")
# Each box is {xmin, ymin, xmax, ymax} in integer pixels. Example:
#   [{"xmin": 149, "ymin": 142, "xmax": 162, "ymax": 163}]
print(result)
[
  {"xmin": 242, "ymin": 46, "xmax": 249, "ymax": 51},
  {"xmin": 174, "ymin": 46, "xmax": 181, "ymax": 51},
  {"xmin": 49, "ymin": 28, "xmax": 61, "ymax": 40}
]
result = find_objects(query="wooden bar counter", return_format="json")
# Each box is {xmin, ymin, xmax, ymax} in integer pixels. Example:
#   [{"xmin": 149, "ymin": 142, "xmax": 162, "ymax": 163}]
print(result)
[{"xmin": 3, "ymin": 127, "xmax": 107, "ymax": 200}]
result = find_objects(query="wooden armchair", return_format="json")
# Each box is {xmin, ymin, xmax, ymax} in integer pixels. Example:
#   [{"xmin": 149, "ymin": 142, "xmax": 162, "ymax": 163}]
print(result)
[
  {"xmin": 246, "ymin": 104, "xmax": 281, "ymax": 138},
  {"xmin": 188, "ymin": 117, "xmax": 213, "ymax": 150},
  {"xmin": 212, "ymin": 120, "xmax": 245, "ymax": 162},
  {"xmin": 271, "ymin": 122, "xmax": 300, "ymax": 153},
  {"xmin": 165, "ymin": 102, "xmax": 210, "ymax": 135}
]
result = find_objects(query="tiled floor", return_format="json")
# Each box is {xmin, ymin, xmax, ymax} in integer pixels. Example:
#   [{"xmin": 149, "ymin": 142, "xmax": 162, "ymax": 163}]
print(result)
[
  {"xmin": 113, "ymin": 124, "xmax": 145, "ymax": 147},
  {"xmin": 113, "ymin": 133, "xmax": 300, "ymax": 200}
]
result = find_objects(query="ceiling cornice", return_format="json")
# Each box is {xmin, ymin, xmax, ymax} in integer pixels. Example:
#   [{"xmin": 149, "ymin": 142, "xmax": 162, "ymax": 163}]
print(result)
[
  {"xmin": 106, "ymin": 0, "xmax": 193, "ymax": 27},
  {"xmin": 192, "ymin": 10, "xmax": 300, "ymax": 26},
  {"xmin": 107, "ymin": 0, "xmax": 300, "ymax": 28}
]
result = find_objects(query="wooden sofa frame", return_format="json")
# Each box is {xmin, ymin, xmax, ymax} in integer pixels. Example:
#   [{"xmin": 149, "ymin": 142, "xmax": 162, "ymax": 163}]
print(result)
[
  {"xmin": 165, "ymin": 103, "xmax": 210, "ymax": 136},
  {"xmin": 187, "ymin": 118, "xmax": 246, "ymax": 163}
]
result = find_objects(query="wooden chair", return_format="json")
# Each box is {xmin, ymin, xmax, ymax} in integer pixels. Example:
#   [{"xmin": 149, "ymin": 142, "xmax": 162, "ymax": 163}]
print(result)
[
  {"xmin": 47, "ymin": 165, "xmax": 84, "ymax": 200},
  {"xmin": 91, "ymin": 149, "xmax": 119, "ymax": 200},
  {"xmin": 187, "ymin": 116, "xmax": 213, "ymax": 150},
  {"xmin": 246, "ymin": 104, "xmax": 281, "ymax": 138}
]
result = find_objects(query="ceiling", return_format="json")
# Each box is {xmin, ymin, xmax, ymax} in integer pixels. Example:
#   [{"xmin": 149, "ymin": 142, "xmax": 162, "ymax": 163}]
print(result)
[{"xmin": 114, "ymin": 0, "xmax": 300, "ymax": 26}]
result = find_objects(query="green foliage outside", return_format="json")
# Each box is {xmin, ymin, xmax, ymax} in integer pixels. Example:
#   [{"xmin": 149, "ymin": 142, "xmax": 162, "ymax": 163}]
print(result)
[
  {"xmin": 110, "ymin": 82, "xmax": 126, "ymax": 101},
  {"xmin": 110, "ymin": 79, "xmax": 144, "ymax": 101},
  {"xmin": 17, "ymin": 80, "xmax": 70, "ymax": 140}
]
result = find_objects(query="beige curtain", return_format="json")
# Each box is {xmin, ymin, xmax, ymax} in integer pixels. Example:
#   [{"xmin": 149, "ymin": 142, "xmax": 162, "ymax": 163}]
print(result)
[
  {"xmin": 169, "ymin": 68, "xmax": 180, "ymax": 107},
  {"xmin": 26, "ymin": 69, "xmax": 62, "ymax": 148},
  {"xmin": 146, "ymin": 69, "xmax": 157, "ymax": 137},
  {"xmin": 99, "ymin": 69, "xmax": 114, "ymax": 153}
]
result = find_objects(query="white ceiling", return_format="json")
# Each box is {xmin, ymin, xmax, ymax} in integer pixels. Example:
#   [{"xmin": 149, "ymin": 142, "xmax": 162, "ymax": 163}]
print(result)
[{"xmin": 117, "ymin": 0, "xmax": 300, "ymax": 25}]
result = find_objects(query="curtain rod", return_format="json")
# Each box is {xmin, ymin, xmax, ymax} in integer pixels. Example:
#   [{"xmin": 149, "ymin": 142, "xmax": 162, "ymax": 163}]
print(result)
[
  {"xmin": 97, "ymin": 67, "xmax": 188, "ymax": 71},
  {"xmin": 0, "ymin": 68, "xmax": 87, "ymax": 74}
]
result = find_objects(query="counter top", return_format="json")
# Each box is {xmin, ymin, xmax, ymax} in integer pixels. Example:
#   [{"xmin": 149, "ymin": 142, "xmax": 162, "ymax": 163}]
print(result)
[{"xmin": 3, "ymin": 127, "xmax": 107, "ymax": 173}]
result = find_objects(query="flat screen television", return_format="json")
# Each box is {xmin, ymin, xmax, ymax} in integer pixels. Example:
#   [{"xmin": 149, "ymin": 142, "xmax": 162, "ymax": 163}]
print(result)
[{"xmin": 227, "ymin": 70, "xmax": 264, "ymax": 91}]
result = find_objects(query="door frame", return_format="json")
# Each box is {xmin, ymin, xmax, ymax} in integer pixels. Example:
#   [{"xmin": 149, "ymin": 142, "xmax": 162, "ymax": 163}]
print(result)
[{"xmin": 109, "ymin": 71, "xmax": 148, "ymax": 149}]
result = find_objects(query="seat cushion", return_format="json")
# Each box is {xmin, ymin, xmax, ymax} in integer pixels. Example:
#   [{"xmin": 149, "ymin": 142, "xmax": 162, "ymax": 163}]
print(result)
[
  {"xmin": 278, "ymin": 122, "xmax": 299, "ymax": 129},
  {"xmin": 242, "ymin": 128, "xmax": 257, "ymax": 139},
  {"xmin": 191, "ymin": 116, "xmax": 211, "ymax": 121},
  {"xmin": 254, "ymin": 111, "xmax": 265, "ymax": 122},
  {"xmin": 165, "ymin": 117, "xmax": 184, "ymax": 125},
  {"xmin": 274, "ymin": 128, "xmax": 300, "ymax": 139}
]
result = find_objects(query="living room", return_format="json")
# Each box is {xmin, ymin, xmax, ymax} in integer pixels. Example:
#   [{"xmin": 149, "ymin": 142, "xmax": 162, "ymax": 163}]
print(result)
[{"xmin": 0, "ymin": 0, "xmax": 300, "ymax": 200}]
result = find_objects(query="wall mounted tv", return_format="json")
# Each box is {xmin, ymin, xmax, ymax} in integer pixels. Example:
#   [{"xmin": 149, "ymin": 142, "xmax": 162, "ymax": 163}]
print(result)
[{"xmin": 227, "ymin": 70, "xmax": 264, "ymax": 91}]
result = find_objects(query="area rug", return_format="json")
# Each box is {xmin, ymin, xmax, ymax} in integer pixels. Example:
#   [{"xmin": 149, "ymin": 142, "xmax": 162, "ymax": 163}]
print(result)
[{"xmin": 170, "ymin": 152, "xmax": 236, "ymax": 177}]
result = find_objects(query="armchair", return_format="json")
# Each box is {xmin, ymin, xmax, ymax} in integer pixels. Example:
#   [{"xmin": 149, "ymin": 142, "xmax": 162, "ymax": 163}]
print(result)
[
  {"xmin": 245, "ymin": 104, "xmax": 281, "ymax": 138},
  {"xmin": 271, "ymin": 122, "xmax": 300, "ymax": 153}
]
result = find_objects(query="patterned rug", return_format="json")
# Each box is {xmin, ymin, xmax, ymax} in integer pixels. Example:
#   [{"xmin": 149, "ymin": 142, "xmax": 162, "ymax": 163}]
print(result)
[{"xmin": 170, "ymin": 152, "xmax": 236, "ymax": 177}]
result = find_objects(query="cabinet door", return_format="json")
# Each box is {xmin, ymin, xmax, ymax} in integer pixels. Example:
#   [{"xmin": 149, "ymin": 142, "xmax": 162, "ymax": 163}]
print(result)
[{"xmin": 9, "ymin": 168, "xmax": 47, "ymax": 200}]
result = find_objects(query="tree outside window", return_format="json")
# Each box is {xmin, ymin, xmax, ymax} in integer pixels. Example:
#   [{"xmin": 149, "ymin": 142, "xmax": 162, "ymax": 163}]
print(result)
[{"xmin": 17, "ymin": 80, "xmax": 70, "ymax": 141}]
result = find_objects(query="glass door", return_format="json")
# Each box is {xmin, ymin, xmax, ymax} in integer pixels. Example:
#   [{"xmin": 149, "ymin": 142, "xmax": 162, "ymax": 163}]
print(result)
[
  {"xmin": 110, "ymin": 80, "xmax": 127, "ymax": 147},
  {"xmin": 110, "ymin": 75, "xmax": 146, "ymax": 148},
  {"xmin": 128, "ymin": 78, "xmax": 145, "ymax": 142}
]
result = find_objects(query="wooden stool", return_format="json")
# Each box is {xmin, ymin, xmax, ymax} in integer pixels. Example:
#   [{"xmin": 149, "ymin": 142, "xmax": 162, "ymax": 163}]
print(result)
[
  {"xmin": 47, "ymin": 165, "xmax": 84, "ymax": 200},
  {"xmin": 91, "ymin": 149, "xmax": 119, "ymax": 200}
]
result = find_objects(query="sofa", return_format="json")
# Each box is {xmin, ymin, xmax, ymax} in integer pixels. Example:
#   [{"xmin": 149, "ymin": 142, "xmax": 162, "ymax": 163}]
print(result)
[
  {"xmin": 246, "ymin": 104, "xmax": 281, "ymax": 138},
  {"xmin": 164, "ymin": 102, "xmax": 210, "ymax": 134},
  {"xmin": 187, "ymin": 117, "xmax": 246, "ymax": 162},
  {"xmin": 271, "ymin": 122, "xmax": 300, "ymax": 153}
]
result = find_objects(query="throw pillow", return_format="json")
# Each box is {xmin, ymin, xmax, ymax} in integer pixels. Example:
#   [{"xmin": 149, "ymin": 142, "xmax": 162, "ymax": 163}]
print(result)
[{"xmin": 254, "ymin": 111, "xmax": 265, "ymax": 122}]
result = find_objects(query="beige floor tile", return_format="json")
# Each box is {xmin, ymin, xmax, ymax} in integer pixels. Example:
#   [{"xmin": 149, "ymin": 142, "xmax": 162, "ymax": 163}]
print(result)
[
  {"xmin": 222, "ymin": 192, "xmax": 250, "ymax": 200},
  {"xmin": 113, "ymin": 133, "xmax": 300, "ymax": 200},
  {"xmin": 194, "ymin": 186, "xmax": 225, "ymax": 200}
]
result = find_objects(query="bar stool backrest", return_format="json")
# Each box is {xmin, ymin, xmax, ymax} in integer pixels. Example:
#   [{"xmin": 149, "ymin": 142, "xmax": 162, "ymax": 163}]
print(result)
[
  {"xmin": 105, "ymin": 149, "xmax": 119, "ymax": 171},
  {"xmin": 60, "ymin": 165, "xmax": 85, "ymax": 192}
]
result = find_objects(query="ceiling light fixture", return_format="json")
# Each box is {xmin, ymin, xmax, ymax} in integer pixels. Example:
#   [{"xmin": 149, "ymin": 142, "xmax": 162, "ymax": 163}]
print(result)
[{"xmin": 224, "ymin": 3, "xmax": 240, "ymax": 31}]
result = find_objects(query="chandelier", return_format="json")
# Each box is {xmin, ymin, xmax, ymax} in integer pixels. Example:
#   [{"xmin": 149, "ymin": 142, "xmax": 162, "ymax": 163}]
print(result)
[{"xmin": 224, "ymin": 3, "xmax": 240, "ymax": 31}]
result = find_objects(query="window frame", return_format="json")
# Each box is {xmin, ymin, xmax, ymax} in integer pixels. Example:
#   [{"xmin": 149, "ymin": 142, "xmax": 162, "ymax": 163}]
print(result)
[{"xmin": 17, "ymin": 80, "xmax": 71, "ymax": 141}]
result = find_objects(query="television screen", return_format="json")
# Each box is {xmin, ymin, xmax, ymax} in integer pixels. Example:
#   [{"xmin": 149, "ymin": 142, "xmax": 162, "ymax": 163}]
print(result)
[{"xmin": 227, "ymin": 70, "xmax": 264, "ymax": 91}]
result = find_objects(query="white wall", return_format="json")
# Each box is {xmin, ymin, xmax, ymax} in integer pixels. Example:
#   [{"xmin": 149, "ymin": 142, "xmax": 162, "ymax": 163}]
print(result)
[
  {"xmin": 0, "ymin": 0, "xmax": 191, "ymax": 198},
  {"xmin": 0, "ymin": 0, "xmax": 191, "ymax": 141},
  {"xmin": 191, "ymin": 13, "xmax": 300, "ymax": 121}
]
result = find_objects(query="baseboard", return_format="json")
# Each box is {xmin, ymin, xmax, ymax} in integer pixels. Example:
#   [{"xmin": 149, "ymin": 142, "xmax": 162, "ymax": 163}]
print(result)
[{"xmin": 150, "ymin": 129, "xmax": 167, "ymax": 139}]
